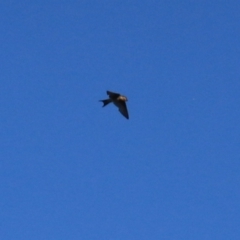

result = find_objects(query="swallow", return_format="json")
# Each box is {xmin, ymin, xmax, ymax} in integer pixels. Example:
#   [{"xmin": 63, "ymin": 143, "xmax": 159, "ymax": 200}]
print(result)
[{"xmin": 99, "ymin": 91, "xmax": 129, "ymax": 119}]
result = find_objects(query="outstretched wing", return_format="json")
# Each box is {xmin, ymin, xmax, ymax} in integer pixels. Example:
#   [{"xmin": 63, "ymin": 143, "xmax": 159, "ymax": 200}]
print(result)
[
  {"xmin": 118, "ymin": 101, "xmax": 129, "ymax": 119},
  {"xmin": 107, "ymin": 90, "xmax": 120, "ymax": 99}
]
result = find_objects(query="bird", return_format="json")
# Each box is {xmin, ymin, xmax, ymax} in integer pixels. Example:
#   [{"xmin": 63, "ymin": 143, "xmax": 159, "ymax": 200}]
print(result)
[{"xmin": 99, "ymin": 90, "xmax": 129, "ymax": 119}]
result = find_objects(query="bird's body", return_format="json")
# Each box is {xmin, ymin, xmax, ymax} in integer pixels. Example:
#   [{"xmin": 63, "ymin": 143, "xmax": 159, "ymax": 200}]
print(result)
[{"xmin": 99, "ymin": 91, "xmax": 129, "ymax": 119}]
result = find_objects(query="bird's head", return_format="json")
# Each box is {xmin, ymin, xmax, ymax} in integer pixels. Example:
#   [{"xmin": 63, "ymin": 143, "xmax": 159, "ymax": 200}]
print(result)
[{"xmin": 118, "ymin": 96, "xmax": 128, "ymax": 102}]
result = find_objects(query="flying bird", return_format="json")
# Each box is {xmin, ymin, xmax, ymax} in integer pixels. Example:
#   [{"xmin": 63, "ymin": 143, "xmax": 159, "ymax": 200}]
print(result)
[{"xmin": 99, "ymin": 90, "xmax": 129, "ymax": 119}]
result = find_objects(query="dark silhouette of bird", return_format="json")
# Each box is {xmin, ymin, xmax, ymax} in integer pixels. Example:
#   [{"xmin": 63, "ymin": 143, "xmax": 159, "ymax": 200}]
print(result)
[{"xmin": 99, "ymin": 91, "xmax": 129, "ymax": 119}]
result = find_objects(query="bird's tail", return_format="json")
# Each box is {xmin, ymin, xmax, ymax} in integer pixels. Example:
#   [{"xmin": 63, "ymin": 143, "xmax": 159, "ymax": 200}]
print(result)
[{"xmin": 99, "ymin": 99, "xmax": 112, "ymax": 107}]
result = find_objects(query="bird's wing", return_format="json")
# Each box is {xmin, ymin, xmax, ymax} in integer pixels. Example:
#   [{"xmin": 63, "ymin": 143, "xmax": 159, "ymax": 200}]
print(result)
[
  {"xmin": 107, "ymin": 91, "xmax": 120, "ymax": 98},
  {"xmin": 118, "ymin": 101, "xmax": 129, "ymax": 119}
]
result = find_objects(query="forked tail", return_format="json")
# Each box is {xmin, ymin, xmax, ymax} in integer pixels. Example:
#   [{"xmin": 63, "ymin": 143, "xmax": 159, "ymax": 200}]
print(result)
[{"xmin": 99, "ymin": 99, "xmax": 112, "ymax": 107}]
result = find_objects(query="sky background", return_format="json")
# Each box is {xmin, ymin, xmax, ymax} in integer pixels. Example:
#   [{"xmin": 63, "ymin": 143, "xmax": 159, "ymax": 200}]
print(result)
[{"xmin": 1, "ymin": 1, "xmax": 240, "ymax": 239}]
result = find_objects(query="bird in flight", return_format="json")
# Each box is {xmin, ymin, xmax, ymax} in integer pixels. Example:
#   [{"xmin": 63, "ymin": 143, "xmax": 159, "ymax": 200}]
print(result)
[{"xmin": 99, "ymin": 90, "xmax": 129, "ymax": 119}]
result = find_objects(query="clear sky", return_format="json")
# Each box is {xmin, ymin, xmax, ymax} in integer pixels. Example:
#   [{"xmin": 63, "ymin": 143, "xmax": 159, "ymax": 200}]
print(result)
[{"xmin": 1, "ymin": 1, "xmax": 240, "ymax": 239}]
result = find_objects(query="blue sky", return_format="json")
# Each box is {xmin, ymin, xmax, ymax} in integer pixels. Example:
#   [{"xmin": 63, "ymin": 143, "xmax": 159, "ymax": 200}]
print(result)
[{"xmin": 1, "ymin": 1, "xmax": 240, "ymax": 239}]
